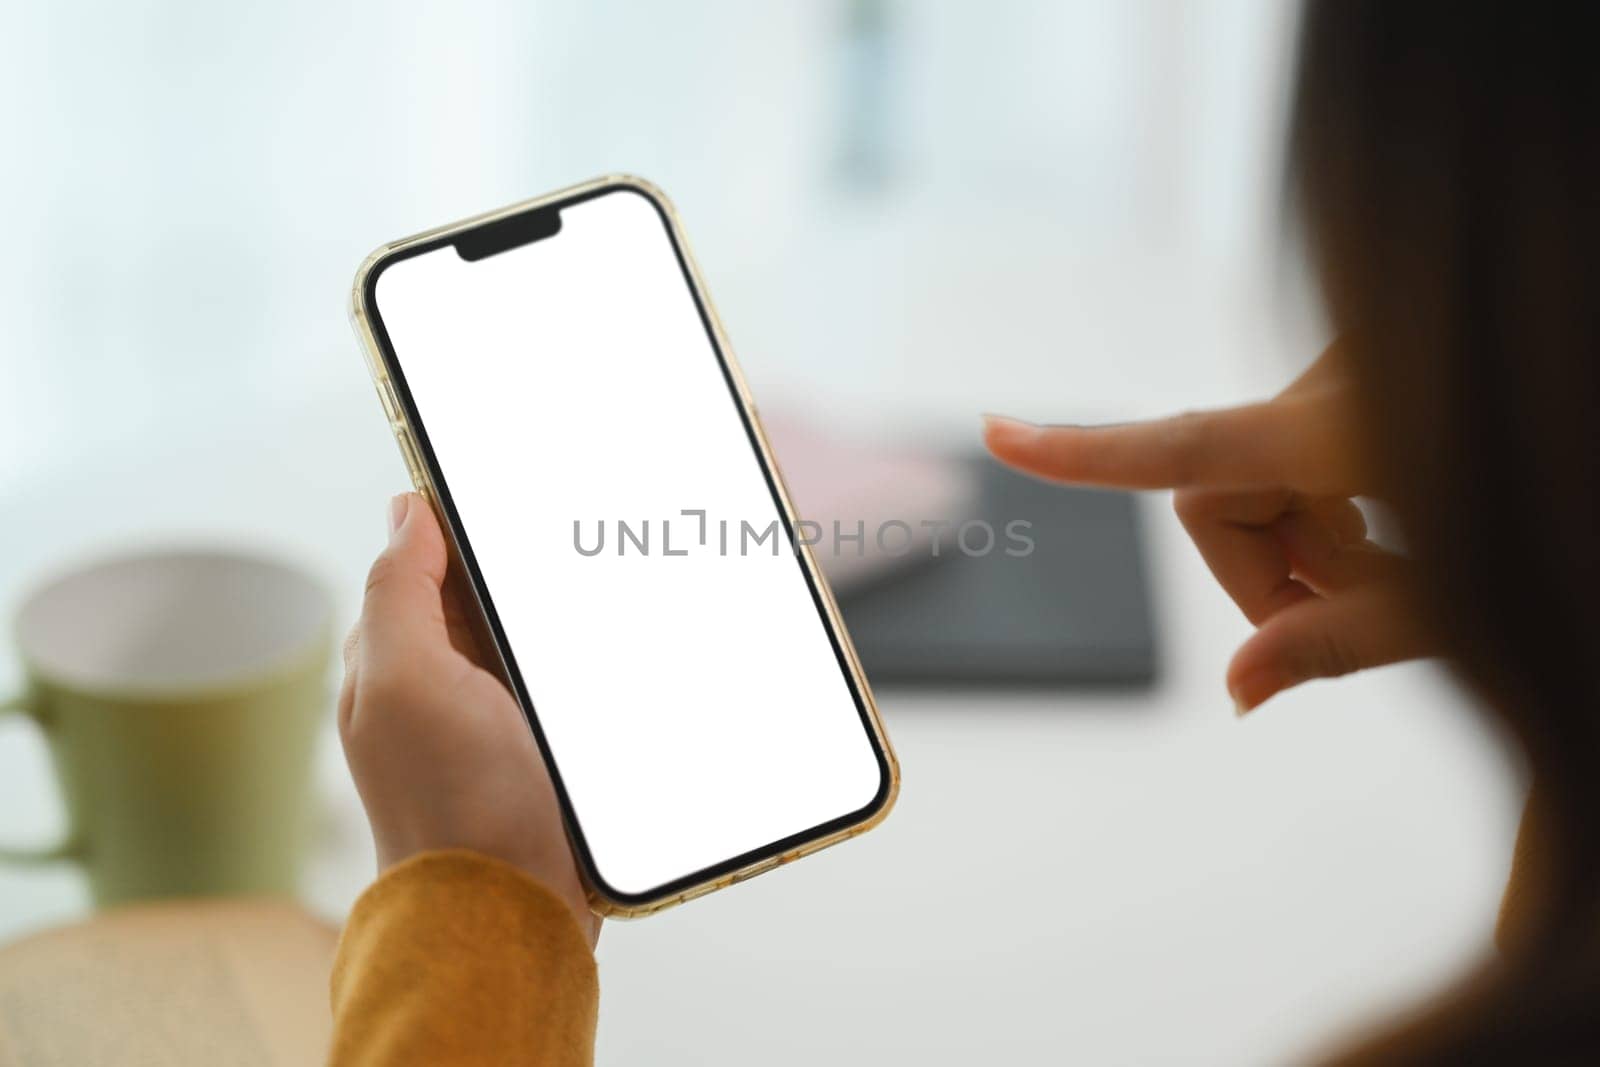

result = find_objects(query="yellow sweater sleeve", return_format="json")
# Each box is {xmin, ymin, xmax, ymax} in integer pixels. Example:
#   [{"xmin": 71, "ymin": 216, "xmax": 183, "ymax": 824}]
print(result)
[{"xmin": 328, "ymin": 850, "xmax": 598, "ymax": 1067}]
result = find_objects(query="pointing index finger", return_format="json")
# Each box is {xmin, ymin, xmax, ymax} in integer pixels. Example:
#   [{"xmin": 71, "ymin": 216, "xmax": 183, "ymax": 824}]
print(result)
[{"xmin": 982, "ymin": 398, "xmax": 1357, "ymax": 495}]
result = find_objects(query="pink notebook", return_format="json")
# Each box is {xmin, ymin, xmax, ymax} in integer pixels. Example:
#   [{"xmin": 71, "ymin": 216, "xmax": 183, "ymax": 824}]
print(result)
[{"xmin": 760, "ymin": 413, "xmax": 978, "ymax": 594}]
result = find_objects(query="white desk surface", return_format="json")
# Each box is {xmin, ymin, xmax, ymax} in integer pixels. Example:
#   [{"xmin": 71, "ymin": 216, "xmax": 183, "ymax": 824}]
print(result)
[{"xmin": 0, "ymin": 372, "xmax": 1520, "ymax": 1067}]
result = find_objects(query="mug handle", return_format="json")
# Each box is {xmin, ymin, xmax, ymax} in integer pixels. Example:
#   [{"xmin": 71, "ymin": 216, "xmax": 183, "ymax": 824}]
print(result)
[{"xmin": 0, "ymin": 693, "xmax": 83, "ymax": 863}]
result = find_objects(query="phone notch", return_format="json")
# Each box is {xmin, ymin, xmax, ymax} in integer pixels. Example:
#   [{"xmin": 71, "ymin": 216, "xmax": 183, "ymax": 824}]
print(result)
[{"xmin": 454, "ymin": 207, "xmax": 563, "ymax": 262}]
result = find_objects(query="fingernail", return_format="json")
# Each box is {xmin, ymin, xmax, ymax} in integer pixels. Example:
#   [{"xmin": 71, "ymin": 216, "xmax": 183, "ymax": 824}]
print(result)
[
  {"xmin": 1230, "ymin": 670, "xmax": 1285, "ymax": 716},
  {"xmin": 981, "ymin": 414, "xmax": 1037, "ymax": 440},
  {"xmin": 1228, "ymin": 675, "xmax": 1267, "ymax": 716},
  {"xmin": 388, "ymin": 493, "xmax": 410, "ymax": 538}
]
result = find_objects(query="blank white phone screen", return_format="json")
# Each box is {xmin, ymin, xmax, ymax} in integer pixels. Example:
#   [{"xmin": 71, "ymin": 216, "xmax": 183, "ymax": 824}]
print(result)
[{"xmin": 371, "ymin": 188, "xmax": 887, "ymax": 897}]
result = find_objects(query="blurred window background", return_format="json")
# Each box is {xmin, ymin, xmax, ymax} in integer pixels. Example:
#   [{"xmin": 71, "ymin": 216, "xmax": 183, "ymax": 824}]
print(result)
[{"xmin": 0, "ymin": 0, "xmax": 1311, "ymax": 498}]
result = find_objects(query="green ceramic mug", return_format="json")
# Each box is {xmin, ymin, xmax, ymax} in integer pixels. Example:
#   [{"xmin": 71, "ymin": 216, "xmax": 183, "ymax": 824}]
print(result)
[{"xmin": 1, "ymin": 550, "xmax": 333, "ymax": 906}]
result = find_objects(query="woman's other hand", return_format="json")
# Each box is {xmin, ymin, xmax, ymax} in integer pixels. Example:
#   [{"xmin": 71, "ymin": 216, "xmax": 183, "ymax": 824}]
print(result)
[
  {"xmin": 339, "ymin": 492, "xmax": 600, "ymax": 945},
  {"xmin": 984, "ymin": 343, "xmax": 1434, "ymax": 713}
]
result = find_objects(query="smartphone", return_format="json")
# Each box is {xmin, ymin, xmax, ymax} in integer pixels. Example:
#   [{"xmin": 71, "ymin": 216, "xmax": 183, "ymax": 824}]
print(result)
[{"xmin": 350, "ymin": 176, "xmax": 898, "ymax": 917}]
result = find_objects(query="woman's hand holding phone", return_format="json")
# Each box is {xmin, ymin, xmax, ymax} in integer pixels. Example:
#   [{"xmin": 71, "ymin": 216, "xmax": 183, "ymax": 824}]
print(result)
[
  {"xmin": 339, "ymin": 492, "xmax": 600, "ymax": 946},
  {"xmin": 984, "ymin": 342, "xmax": 1435, "ymax": 713}
]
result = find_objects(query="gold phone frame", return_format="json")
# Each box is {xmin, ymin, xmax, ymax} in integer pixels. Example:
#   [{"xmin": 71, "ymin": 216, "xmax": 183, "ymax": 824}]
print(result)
[{"xmin": 349, "ymin": 175, "xmax": 899, "ymax": 918}]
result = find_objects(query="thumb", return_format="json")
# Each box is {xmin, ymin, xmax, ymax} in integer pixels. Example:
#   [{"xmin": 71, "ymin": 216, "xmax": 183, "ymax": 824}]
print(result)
[
  {"xmin": 1226, "ymin": 584, "xmax": 1433, "ymax": 713},
  {"xmin": 359, "ymin": 493, "xmax": 451, "ymax": 669}
]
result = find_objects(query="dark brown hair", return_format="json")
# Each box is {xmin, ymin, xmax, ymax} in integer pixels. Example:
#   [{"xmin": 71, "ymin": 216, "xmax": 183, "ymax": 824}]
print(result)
[{"xmin": 1290, "ymin": 1, "xmax": 1600, "ymax": 1060}]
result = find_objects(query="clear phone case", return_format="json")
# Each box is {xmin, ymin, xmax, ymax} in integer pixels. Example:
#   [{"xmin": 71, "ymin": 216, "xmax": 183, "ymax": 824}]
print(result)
[{"xmin": 349, "ymin": 175, "xmax": 900, "ymax": 918}]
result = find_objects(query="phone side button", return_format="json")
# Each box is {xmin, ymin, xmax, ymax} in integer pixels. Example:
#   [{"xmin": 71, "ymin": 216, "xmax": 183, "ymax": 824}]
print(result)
[
  {"xmin": 395, "ymin": 427, "xmax": 426, "ymax": 488},
  {"xmin": 374, "ymin": 378, "xmax": 402, "ymax": 423},
  {"xmin": 729, "ymin": 856, "xmax": 781, "ymax": 884}
]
